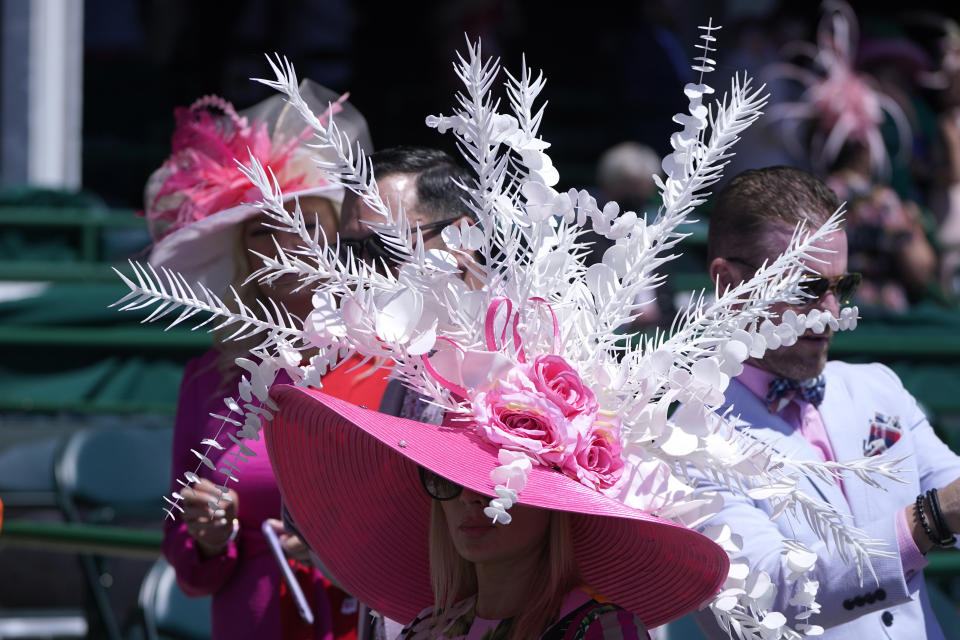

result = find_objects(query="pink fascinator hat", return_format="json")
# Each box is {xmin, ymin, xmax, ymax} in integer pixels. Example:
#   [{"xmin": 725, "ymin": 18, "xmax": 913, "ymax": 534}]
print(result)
[
  {"xmin": 144, "ymin": 80, "xmax": 372, "ymax": 293},
  {"xmin": 769, "ymin": 0, "xmax": 912, "ymax": 177}
]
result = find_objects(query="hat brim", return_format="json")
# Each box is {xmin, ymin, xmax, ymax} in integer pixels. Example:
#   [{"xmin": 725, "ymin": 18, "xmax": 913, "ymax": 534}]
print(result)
[
  {"xmin": 264, "ymin": 385, "xmax": 728, "ymax": 628},
  {"xmin": 148, "ymin": 185, "xmax": 343, "ymax": 294}
]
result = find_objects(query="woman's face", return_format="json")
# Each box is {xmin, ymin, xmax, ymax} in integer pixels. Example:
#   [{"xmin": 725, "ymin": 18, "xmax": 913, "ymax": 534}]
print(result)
[
  {"xmin": 440, "ymin": 487, "xmax": 551, "ymax": 567},
  {"xmin": 241, "ymin": 196, "xmax": 337, "ymax": 313}
]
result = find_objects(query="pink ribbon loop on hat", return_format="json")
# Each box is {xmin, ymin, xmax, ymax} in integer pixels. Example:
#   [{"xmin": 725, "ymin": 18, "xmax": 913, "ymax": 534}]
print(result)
[
  {"xmin": 514, "ymin": 296, "xmax": 561, "ymax": 363},
  {"xmin": 423, "ymin": 296, "xmax": 562, "ymax": 396},
  {"xmin": 420, "ymin": 337, "xmax": 469, "ymax": 399},
  {"xmin": 484, "ymin": 297, "xmax": 513, "ymax": 352},
  {"xmin": 486, "ymin": 296, "xmax": 561, "ymax": 363}
]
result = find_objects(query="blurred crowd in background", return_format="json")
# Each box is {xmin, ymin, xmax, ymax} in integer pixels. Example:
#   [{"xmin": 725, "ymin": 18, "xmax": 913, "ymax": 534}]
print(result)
[{"xmin": 73, "ymin": 0, "xmax": 960, "ymax": 317}]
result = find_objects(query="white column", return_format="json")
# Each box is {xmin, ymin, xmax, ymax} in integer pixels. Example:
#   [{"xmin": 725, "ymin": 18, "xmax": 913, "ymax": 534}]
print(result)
[{"xmin": 27, "ymin": 0, "xmax": 84, "ymax": 188}]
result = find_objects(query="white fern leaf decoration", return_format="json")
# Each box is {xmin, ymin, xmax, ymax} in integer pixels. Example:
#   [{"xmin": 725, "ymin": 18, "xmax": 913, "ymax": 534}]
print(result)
[{"xmin": 111, "ymin": 261, "xmax": 301, "ymax": 341}]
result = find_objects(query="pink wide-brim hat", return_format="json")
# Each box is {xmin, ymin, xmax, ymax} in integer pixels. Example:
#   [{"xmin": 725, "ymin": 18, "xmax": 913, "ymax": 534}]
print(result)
[
  {"xmin": 145, "ymin": 79, "xmax": 372, "ymax": 295},
  {"xmin": 264, "ymin": 385, "xmax": 729, "ymax": 628}
]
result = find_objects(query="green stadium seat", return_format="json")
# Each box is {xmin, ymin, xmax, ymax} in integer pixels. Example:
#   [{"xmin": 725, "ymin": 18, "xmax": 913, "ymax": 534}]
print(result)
[
  {"xmin": 53, "ymin": 425, "xmax": 173, "ymax": 640},
  {"xmin": 137, "ymin": 557, "xmax": 211, "ymax": 640}
]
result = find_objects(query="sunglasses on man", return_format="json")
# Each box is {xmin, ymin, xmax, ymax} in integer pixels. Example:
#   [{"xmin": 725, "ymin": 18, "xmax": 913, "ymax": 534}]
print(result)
[
  {"xmin": 724, "ymin": 257, "xmax": 861, "ymax": 305},
  {"xmin": 339, "ymin": 217, "xmax": 462, "ymax": 265}
]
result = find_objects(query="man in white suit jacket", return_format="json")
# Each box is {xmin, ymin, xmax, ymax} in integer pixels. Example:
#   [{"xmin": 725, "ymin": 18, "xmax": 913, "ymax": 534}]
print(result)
[{"xmin": 693, "ymin": 167, "xmax": 960, "ymax": 639}]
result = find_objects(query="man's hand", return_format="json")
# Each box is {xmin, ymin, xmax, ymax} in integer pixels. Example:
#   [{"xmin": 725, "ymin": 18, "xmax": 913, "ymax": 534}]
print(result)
[
  {"xmin": 937, "ymin": 477, "xmax": 960, "ymax": 535},
  {"xmin": 182, "ymin": 478, "xmax": 239, "ymax": 557}
]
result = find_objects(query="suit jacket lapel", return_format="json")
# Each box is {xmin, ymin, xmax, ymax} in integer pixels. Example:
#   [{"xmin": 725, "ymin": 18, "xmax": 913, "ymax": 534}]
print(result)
[
  {"xmin": 819, "ymin": 368, "xmax": 871, "ymax": 524},
  {"xmin": 724, "ymin": 379, "xmax": 850, "ymax": 514}
]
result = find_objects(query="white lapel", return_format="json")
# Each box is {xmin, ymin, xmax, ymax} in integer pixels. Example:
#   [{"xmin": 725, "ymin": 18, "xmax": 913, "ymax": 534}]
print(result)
[
  {"xmin": 724, "ymin": 380, "xmax": 850, "ymax": 515},
  {"xmin": 819, "ymin": 366, "xmax": 874, "ymax": 526}
]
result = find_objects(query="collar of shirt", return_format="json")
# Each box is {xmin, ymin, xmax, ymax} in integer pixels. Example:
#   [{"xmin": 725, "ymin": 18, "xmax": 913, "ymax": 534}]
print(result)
[{"xmin": 736, "ymin": 362, "xmax": 777, "ymax": 402}]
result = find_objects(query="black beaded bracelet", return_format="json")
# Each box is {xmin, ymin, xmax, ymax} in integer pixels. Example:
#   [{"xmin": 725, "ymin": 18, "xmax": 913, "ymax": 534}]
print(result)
[
  {"xmin": 926, "ymin": 489, "xmax": 957, "ymax": 547},
  {"xmin": 916, "ymin": 494, "xmax": 942, "ymax": 548}
]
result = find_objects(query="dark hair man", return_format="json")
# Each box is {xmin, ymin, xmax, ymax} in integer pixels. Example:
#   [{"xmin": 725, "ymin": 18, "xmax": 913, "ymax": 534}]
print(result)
[
  {"xmin": 695, "ymin": 167, "xmax": 960, "ymax": 640},
  {"xmin": 338, "ymin": 146, "xmax": 475, "ymax": 276}
]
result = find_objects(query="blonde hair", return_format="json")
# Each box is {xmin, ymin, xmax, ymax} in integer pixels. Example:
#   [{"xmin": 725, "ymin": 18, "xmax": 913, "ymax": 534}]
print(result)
[
  {"xmin": 212, "ymin": 197, "xmax": 388, "ymax": 387},
  {"xmin": 429, "ymin": 502, "xmax": 582, "ymax": 639}
]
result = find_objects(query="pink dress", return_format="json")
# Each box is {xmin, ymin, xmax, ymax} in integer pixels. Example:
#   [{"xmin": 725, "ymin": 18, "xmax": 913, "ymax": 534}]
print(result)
[{"xmin": 162, "ymin": 349, "xmax": 389, "ymax": 640}]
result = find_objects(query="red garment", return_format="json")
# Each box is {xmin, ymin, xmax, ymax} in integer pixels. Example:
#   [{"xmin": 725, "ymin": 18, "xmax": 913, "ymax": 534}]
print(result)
[
  {"xmin": 280, "ymin": 560, "xmax": 319, "ymax": 640},
  {"xmin": 322, "ymin": 574, "xmax": 362, "ymax": 640},
  {"xmin": 315, "ymin": 354, "xmax": 390, "ymax": 406}
]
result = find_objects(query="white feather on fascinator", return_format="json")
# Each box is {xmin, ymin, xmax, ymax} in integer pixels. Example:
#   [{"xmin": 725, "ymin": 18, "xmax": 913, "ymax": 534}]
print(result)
[{"xmin": 767, "ymin": 0, "xmax": 912, "ymax": 177}]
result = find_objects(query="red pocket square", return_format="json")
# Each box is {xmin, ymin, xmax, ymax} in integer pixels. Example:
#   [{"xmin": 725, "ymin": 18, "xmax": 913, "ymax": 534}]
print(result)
[{"xmin": 863, "ymin": 412, "xmax": 902, "ymax": 457}]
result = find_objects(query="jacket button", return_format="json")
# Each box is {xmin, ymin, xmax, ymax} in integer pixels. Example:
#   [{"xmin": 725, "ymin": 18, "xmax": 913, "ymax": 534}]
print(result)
[
  {"xmin": 854, "ymin": 596, "xmax": 865, "ymax": 607},
  {"xmin": 876, "ymin": 589, "xmax": 886, "ymax": 601},
  {"xmin": 865, "ymin": 592, "xmax": 876, "ymax": 604},
  {"xmin": 882, "ymin": 611, "xmax": 893, "ymax": 626},
  {"xmin": 843, "ymin": 599, "xmax": 854, "ymax": 610}
]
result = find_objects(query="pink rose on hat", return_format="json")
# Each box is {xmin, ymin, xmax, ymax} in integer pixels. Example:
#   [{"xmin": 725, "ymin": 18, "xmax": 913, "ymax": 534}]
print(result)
[
  {"xmin": 472, "ymin": 356, "xmax": 624, "ymax": 493},
  {"xmin": 572, "ymin": 416, "xmax": 626, "ymax": 495},
  {"xmin": 472, "ymin": 367, "xmax": 583, "ymax": 468},
  {"xmin": 528, "ymin": 354, "xmax": 598, "ymax": 417}
]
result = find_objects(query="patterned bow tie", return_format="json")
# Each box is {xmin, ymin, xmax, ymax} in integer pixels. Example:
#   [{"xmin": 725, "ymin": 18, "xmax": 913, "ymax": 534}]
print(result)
[{"xmin": 766, "ymin": 375, "xmax": 825, "ymax": 413}]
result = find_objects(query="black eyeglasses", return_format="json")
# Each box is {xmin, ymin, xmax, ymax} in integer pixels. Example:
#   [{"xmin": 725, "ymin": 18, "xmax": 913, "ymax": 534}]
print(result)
[
  {"xmin": 724, "ymin": 257, "xmax": 861, "ymax": 305},
  {"xmin": 339, "ymin": 217, "xmax": 461, "ymax": 265},
  {"xmin": 418, "ymin": 467, "xmax": 462, "ymax": 501}
]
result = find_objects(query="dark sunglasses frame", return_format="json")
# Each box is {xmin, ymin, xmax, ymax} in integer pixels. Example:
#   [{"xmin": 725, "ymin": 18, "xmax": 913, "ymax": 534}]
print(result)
[
  {"xmin": 723, "ymin": 257, "xmax": 861, "ymax": 305},
  {"xmin": 418, "ymin": 466, "xmax": 463, "ymax": 501},
  {"xmin": 797, "ymin": 272, "xmax": 861, "ymax": 304},
  {"xmin": 339, "ymin": 217, "xmax": 463, "ymax": 264}
]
